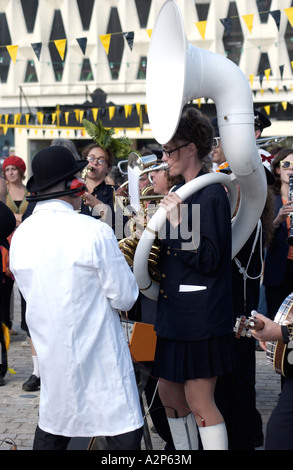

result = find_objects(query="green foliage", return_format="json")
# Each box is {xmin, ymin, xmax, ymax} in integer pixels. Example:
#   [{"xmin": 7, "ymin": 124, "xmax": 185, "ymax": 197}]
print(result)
[{"xmin": 83, "ymin": 119, "xmax": 132, "ymax": 159}]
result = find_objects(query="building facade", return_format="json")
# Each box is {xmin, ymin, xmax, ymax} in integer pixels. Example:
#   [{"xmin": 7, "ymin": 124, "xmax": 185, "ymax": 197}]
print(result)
[{"xmin": 0, "ymin": 0, "xmax": 293, "ymax": 174}]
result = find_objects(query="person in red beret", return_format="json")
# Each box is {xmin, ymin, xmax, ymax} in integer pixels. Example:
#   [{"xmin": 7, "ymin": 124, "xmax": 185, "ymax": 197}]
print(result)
[{"xmin": 1, "ymin": 156, "xmax": 29, "ymax": 336}]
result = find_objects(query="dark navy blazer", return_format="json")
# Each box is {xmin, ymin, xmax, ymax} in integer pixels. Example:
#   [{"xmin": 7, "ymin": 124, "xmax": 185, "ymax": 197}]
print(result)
[{"xmin": 155, "ymin": 172, "xmax": 233, "ymax": 342}]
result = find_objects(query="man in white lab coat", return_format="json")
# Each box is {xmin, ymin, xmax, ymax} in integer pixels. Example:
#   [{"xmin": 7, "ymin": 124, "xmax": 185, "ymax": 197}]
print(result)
[{"xmin": 10, "ymin": 146, "xmax": 143, "ymax": 450}]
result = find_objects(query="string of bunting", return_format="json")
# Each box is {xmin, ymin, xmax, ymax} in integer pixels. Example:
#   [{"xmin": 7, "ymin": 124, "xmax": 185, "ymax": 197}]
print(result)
[{"xmin": 1, "ymin": 7, "xmax": 293, "ymax": 62}]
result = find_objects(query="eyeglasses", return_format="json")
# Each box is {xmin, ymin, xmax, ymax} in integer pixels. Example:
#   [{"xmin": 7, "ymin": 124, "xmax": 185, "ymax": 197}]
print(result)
[
  {"xmin": 87, "ymin": 156, "xmax": 107, "ymax": 166},
  {"xmin": 161, "ymin": 142, "xmax": 190, "ymax": 159},
  {"xmin": 212, "ymin": 137, "xmax": 221, "ymax": 148},
  {"xmin": 280, "ymin": 160, "xmax": 293, "ymax": 169}
]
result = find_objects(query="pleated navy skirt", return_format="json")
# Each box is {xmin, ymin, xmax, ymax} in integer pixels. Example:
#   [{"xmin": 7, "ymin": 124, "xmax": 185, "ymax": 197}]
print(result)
[{"xmin": 153, "ymin": 333, "xmax": 236, "ymax": 383}]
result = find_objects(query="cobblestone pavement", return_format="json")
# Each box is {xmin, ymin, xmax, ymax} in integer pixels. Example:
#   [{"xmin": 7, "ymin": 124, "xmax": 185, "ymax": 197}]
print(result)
[{"xmin": 0, "ymin": 288, "xmax": 281, "ymax": 451}]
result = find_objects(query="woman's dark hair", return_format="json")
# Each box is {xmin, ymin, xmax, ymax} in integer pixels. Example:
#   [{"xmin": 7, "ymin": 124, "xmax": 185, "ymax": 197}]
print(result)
[
  {"xmin": 271, "ymin": 147, "xmax": 293, "ymax": 195},
  {"xmin": 81, "ymin": 143, "xmax": 114, "ymax": 167},
  {"xmin": 173, "ymin": 105, "xmax": 214, "ymax": 160}
]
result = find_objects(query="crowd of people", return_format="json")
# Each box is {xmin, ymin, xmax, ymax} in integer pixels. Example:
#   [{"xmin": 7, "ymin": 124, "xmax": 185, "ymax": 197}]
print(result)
[{"xmin": 0, "ymin": 107, "xmax": 293, "ymax": 451}]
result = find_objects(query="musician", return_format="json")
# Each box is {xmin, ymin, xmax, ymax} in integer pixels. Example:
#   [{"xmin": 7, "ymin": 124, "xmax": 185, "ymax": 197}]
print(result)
[
  {"xmin": 211, "ymin": 115, "xmax": 275, "ymax": 449},
  {"xmin": 9, "ymin": 146, "xmax": 143, "ymax": 450},
  {"xmin": 152, "ymin": 105, "xmax": 235, "ymax": 450},
  {"xmin": 80, "ymin": 142, "xmax": 116, "ymax": 222},
  {"xmin": 250, "ymin": 312, "xmax": 293, "ymax": 450},
  {"xmin": 263, "ymin": 148, "xmax": 293, "ymax": 320}
]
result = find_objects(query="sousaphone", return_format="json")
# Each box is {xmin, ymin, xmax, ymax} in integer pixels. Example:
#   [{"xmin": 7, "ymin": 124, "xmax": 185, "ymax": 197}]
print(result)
[{"xmin": 133, "ymin": 0, "xmax": 267, "ymax": 300}]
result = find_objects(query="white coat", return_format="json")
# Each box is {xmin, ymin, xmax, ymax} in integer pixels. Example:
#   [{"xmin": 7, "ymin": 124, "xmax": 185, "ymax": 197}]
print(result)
[{"xmin": 10, "ymin": 199, "xmax": 143, "ymax": 438}]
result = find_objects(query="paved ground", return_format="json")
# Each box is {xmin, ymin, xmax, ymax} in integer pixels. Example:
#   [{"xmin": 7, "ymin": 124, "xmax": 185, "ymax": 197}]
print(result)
[{"xmin": 0, "ymin": 287, "xmax": 281, "ymax": 451}]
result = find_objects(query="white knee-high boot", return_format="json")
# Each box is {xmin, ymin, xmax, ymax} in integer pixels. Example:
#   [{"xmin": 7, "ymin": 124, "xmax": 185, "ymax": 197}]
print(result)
[
  {"xmin": 167, "ymin": 413, "xmax": 199, "ymax": 450},
  {"xmin": 198, "ymin": 422, "xmax": 228, "ymax": 450}
]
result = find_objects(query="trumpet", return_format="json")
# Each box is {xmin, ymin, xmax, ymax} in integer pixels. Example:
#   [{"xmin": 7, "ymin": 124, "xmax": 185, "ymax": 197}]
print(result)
[
  {"xmin": 81, "ymin": 164, "xmax": 94, "ymax": 181},
  {"xmin": 287, "ymin": 174, "xmax": 293, "ymax": 246},
  {"xmin": 256, "ymin": 135, "xmax": 287, "ymax": 148},
  {"xmin": 116, "ymin": 152, "xmax": 168, "ymax": 283}
]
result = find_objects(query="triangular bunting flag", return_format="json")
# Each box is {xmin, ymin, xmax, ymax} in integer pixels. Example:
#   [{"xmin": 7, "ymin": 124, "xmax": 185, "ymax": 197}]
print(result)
[
  {"xmin": 31, "ymin": 42, "xmax": 42, "ymax": 60},
  {"xmin": 25, "ymin": 114, "xmax": 30, "ymax": 125},
  {"xmin": 136, "ymin": 103, "xmax": 141, "ymax": 116},
  {"xmin": 242, "ymin": 14, "xmax": 254, "ymax": 34},
  {"xmin": 264, "ymin": 105, "xmax": 271, "ymax": 116},
  {"xmin": 146, "ymin": 29, "xmax": 152, "ymax": 39},
  {"xmin": 109, "ymin": 106, "xmax": 115, "ymax": 120},
  {"xmin": 124, "ymin": 105, "xmax": 132, "ymax": 118},
  {"xmin": 54, "ymin": 39, "xmax": 66, "ymax": 61},
  {"xmin": 76, "ymin": 37, "xmax": 87, "ymax": 55},
  {"xmin": 79, "ymin": 110, "xmax": 85, "ymax": 123},
  {"xmin": 37, "ymin": 112, "xmax": 44, "ymax": 125},
  {"xmin": 249, "ymin": 75, "xmax": 254, "ymax": 88},
  {"xmin": 52, "ymin": 113, "xmax": 57, "ymax": 124},
  {"xmin": 99, "ymin": 34, "xmax": 111, "ymax": 54},
  {"xmin": 285, "ymin": 7, "xmax": 293, "ymax": 28},
  {"xmin": 220, "ymin": 18, "xmax": 232, "ymax": 37},
  {"xmin": 74, "ymin": 109, "xmax": 80, "ymax": 122},
  {"xmin": 65, "ymin": 112, "xmax": 69, "ymax": 125},
  {"xmin": 123, "ymin": 31, "xmax": 134, "ymax": 50},
  {"xmin": 259, "ymin": 73, "xmax": 264, "ymax": 87},
  {"xmin": 282, "ymin": 102, "xmax": 288, "ymax": 111},
  {"xmin": 265, "ymin": 68, "xmax": 271, "ymax": 82},
  {"xmin": 195, "ymin": 20, "xmax": 207, "ymax": 40},
  {"xmin": 269, "ymin": 10, "xmax": 281, "ymax": 30},
  {"xmin": 6, "ymin": 45, "xmax": 18, "ymax": 64},
  {"xmin": 279, "ymin": 65, "xmax": 284, "ymax": 80},
  {"xmin": 92, "ymin": 108, "xmax": 98, "ymax": 122}
]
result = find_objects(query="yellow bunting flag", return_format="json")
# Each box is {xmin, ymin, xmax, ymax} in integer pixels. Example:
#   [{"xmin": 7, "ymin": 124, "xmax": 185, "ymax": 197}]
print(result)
[
  {"xmin": 92, "ymin": 108, "xmax": 98, "ymax": 122},
  {"xmin": 79, "ymin": 110, "xmax": 84, "ymax": 123},
  {"xmin": 136, "ymin": 103, "xmax": 141, "ymax": 116},
  {"xmin": 242, "ymin": 14, "xmax": 254, "ymax": 34},
  {"xmin": 195, "ymin": 21, "xmax": 207, "ymax": 40},
  {"xmin": 25, "ymin": 114, "xmax": 30, "ymax": 125},
  {"xmin": 124, "ymin": 104, "xmax": 132, "ymax": 118},
  {"xmin": 14, "ymin": 113, "xmax": 21, "ymax": 125},
  {"xmin": 65, "ymin": 112, "xmax": 69, "ymax": 125},
  {"xmin": 264, "ymin": 105, "xmax": 271, "ymax": 116},
  {"xmin": 285, "ymin": 7, "xmax": 293, "ymax": 28},
  {"xmin": 6, "ymin": 45, "xmax": 18, "ymax": 64},
  {"xmin": 109, "ymin": 106, "xmax": 115, "ymax": 120},
  {"xmin": 37, "ymin": 112, "xmax": 44, "ymax": 125},
  {"xmin": 146, "ymin": 29, "xmax": 152, "ymax": 39},
  {"xmin": 74, "ymin": 109, "xmax": 80, "ymax": 122},
  {"xmin": 51, "ymin": 113, "xmax": 56, "ymax": 124},
  {"xmin": 249, "ymin": 75, "xmax": 254, "ymax": 88},
  {"xmin": 265, "ymin": 68, "xmax": 271, "ymax": 82},
  {"xmin": 99, "ymin": 34, "xmax": 111, "ymax": 54},
  {"xmin": 282, "ymin": 102, "xmax": 288, "ymax": 111},
  {"xmin": 54, "ymin": 39, "xmax": 66, "ymax": 61}
]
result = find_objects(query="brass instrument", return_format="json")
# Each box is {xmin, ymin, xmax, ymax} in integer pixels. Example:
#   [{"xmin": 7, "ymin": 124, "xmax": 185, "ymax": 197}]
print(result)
[
  {"xmin": 287, "ymin": 174, "xmax": 293, "ymax": 246},
  {"xmin": 116, "ymin": 152, "xmax": 168, "ymax": 283},
  {"xmin": 256, "ymin": 135, "xmax": 287, "ymax": 149}
]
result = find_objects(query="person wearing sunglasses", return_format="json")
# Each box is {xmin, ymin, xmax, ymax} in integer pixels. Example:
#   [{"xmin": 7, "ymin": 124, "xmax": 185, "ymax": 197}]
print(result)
[
  {"xmin": 151, "ymin": 105, "xmax": 235, "ymax": 450},
  {"xmin": 263, "ymin": 148, "xmax": 293, "ymax": 321}
]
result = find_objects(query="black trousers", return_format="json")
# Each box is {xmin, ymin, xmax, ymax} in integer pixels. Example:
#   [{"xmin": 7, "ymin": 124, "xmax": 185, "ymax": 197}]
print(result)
[
  {"xmin": 266, "ymin": 377, "xmax": 293, "ymax": 450},
  {"xmin": 33, "ymin": 425, "xmax": 143, "ymax": 451}
]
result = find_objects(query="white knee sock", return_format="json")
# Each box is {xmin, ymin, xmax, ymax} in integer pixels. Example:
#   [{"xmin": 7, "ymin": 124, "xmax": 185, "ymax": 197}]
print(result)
[
  {"xmin": 198, "ymin": 422, "xmax": 228, "ymax": 450},
  {"xmin": 32, "ymin": 355, "xmax": 40, "ymax": 378},
  {"xmin": 167, "ymin": 413, "xmax": 199, "ymax": 450}
]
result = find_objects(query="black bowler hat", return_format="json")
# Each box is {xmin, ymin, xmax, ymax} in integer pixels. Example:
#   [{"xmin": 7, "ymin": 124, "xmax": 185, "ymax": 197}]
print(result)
[
  {"xmin": 27, "ymin": 146, "xmax": 88, "ymax": 193},
  {"xmin": 0, "ymin": 201, "xmax": 16, "ymax": 249}
]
